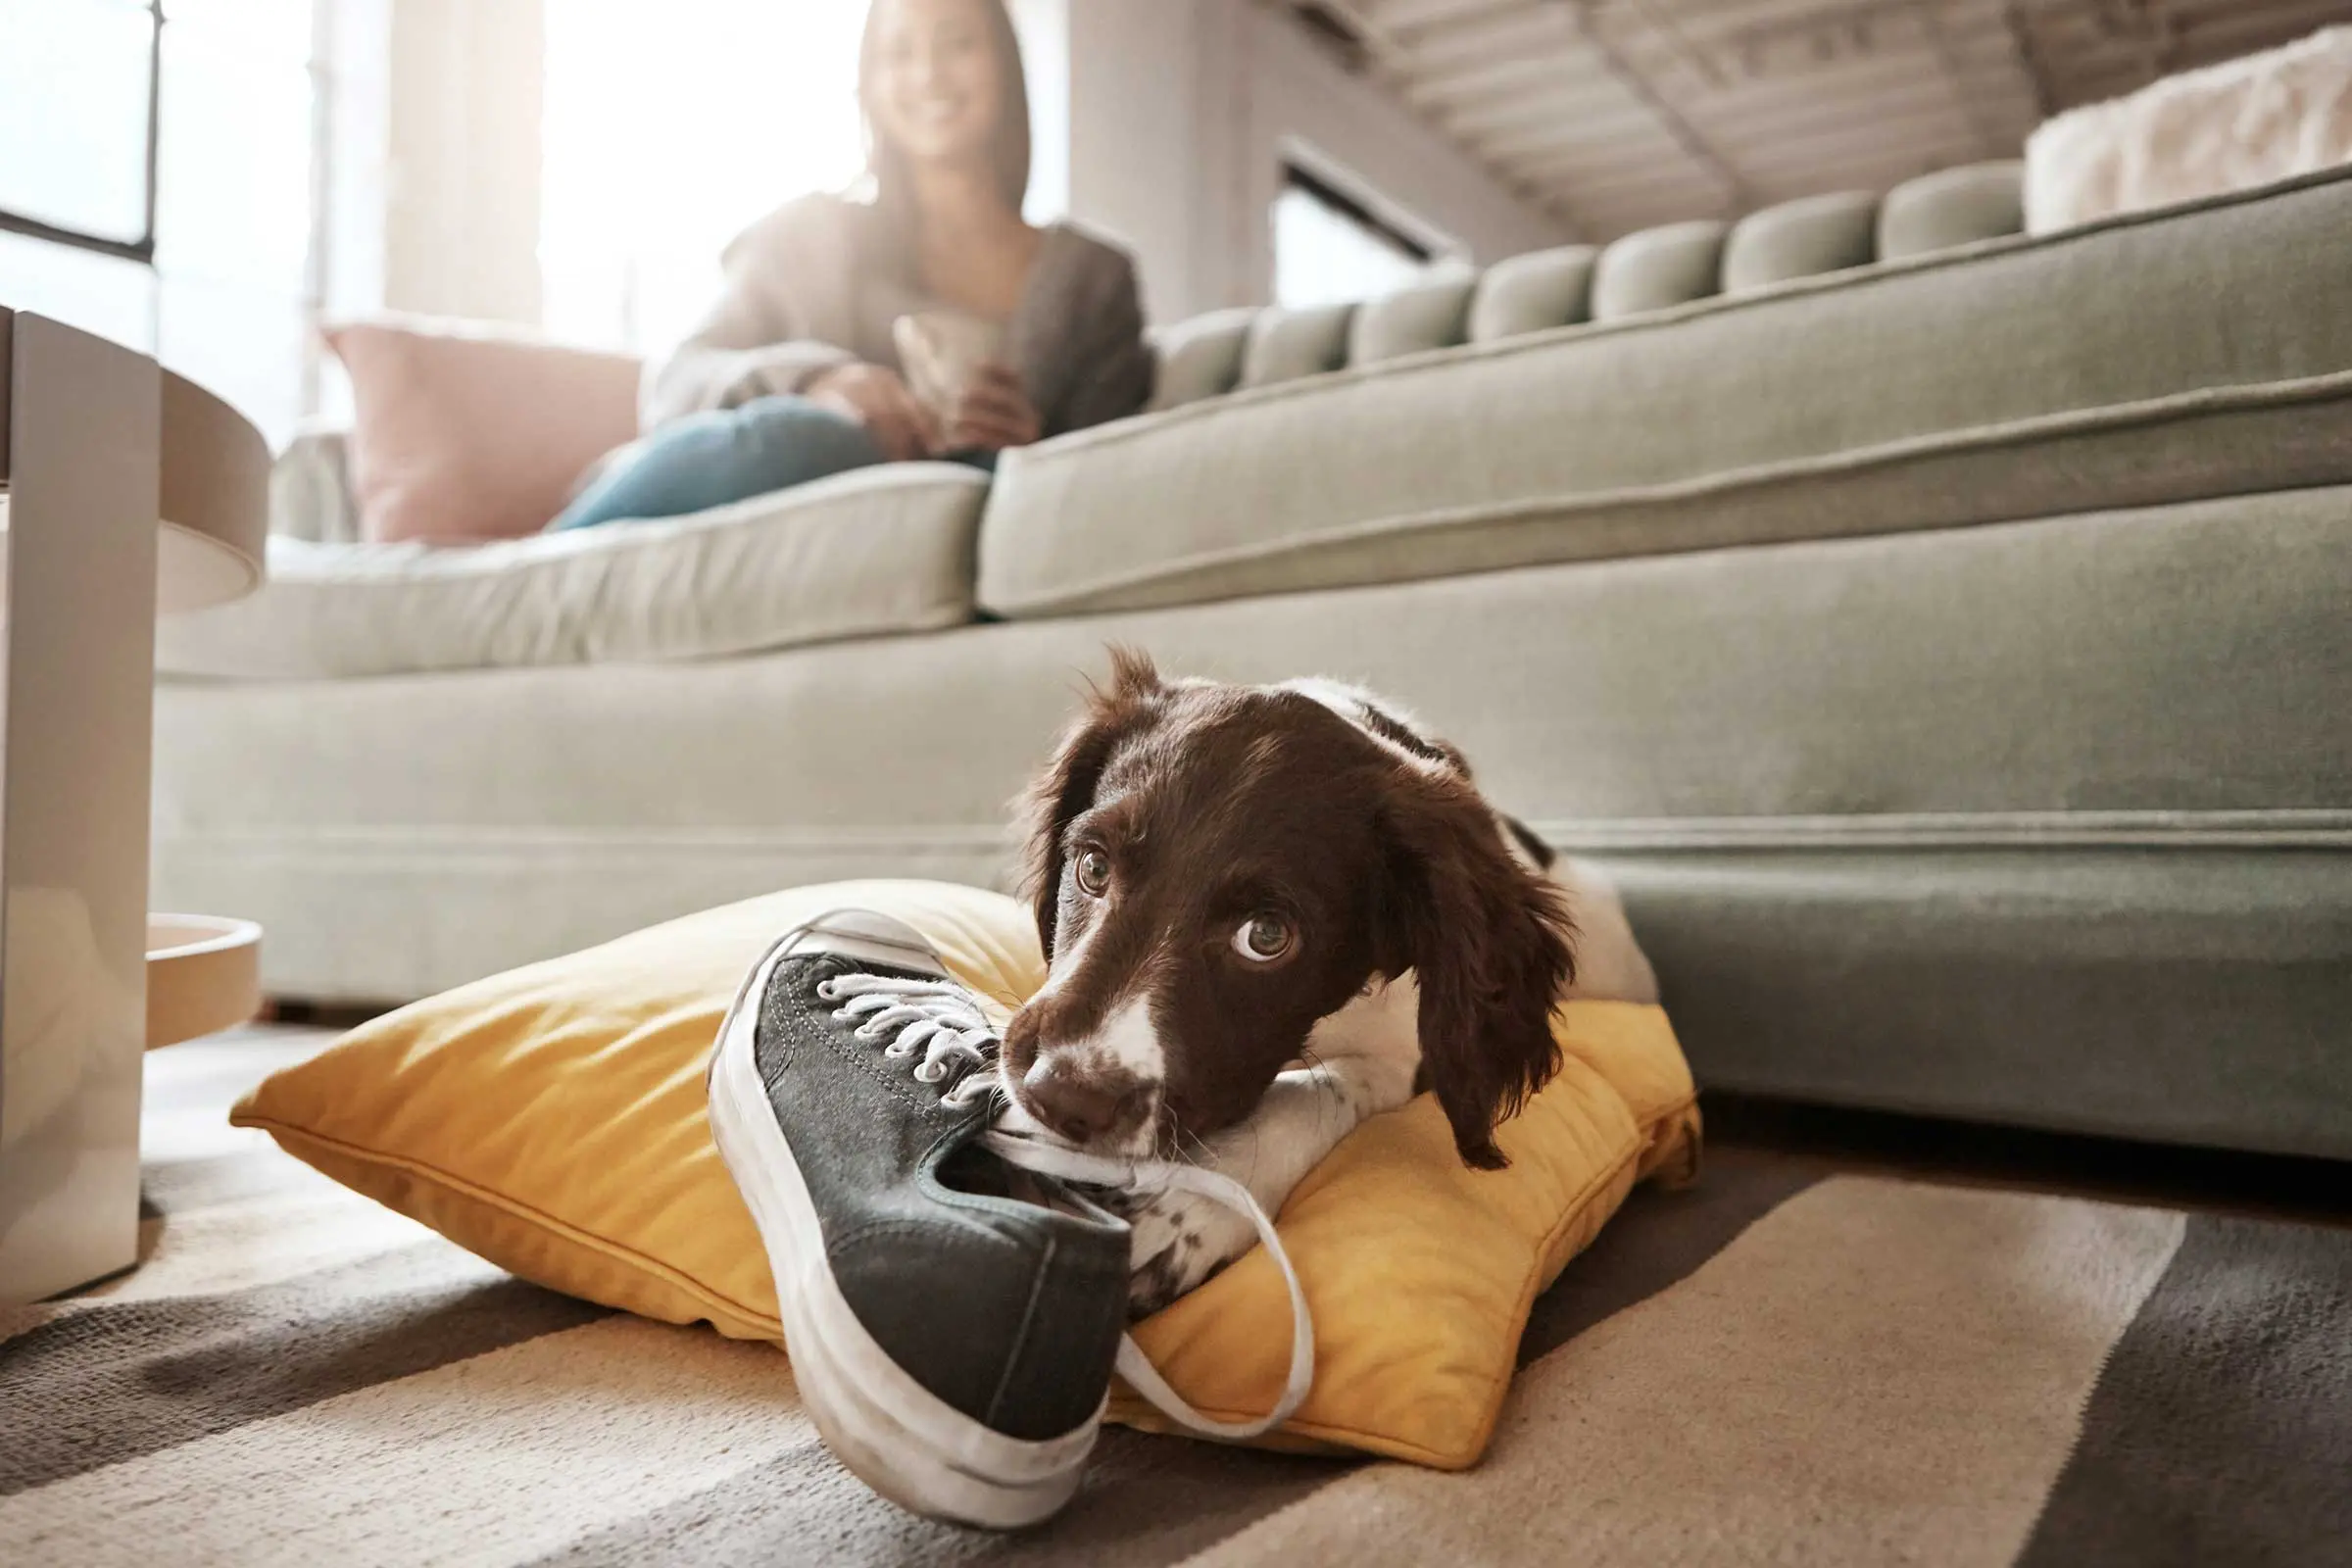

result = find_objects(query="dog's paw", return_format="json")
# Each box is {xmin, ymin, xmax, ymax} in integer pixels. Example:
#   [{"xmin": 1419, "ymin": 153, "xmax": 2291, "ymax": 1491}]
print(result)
[{"xmin": 1120, "ymin": 1184, "xmax": 1261, "ymax": 1317}]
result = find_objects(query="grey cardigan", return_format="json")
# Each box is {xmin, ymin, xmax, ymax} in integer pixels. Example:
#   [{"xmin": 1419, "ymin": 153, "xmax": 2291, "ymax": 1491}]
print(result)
[{"xmin": 643, "ymin": 194, "xmax": 1154, "ymax": 437}]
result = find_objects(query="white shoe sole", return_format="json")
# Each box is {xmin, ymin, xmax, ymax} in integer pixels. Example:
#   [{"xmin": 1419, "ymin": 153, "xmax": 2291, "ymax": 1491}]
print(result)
[{"xmin": 705, "ymin": 932, "xmax": 1101, "ymax": 1530}]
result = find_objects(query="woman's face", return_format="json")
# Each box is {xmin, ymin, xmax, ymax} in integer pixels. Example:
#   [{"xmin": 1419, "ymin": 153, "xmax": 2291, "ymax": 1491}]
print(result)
[{"xmin": 867, "ymin": 0, "xmax": 1004, "ymax": 172}]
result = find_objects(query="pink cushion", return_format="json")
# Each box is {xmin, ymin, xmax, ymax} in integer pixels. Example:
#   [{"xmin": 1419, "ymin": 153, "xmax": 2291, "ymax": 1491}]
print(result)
[{"xmin": 327, "ymin": 318, "xmax": 642, "ymax": 543}]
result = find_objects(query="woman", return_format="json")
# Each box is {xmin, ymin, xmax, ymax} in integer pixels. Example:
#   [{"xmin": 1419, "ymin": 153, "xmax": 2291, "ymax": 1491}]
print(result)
[{"xmin": 553, "ymin": 0, "xmax": 1152, "ymax": 531}]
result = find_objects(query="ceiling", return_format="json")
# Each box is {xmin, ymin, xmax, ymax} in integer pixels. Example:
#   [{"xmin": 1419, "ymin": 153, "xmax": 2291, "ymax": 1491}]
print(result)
[{"xmin": 1297, "ymin": 0, "xmax": 2352, "ymax": 239}]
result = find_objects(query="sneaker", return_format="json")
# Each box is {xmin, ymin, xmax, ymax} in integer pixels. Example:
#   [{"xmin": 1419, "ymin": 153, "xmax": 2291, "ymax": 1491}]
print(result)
[{"xmin": 707, "ymin": 909, "xmax": 1315, "ymax": 1529}]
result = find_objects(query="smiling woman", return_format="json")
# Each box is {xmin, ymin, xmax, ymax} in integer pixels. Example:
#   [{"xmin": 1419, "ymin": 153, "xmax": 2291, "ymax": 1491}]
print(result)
[{"xmin": 541, "ymin": 0, "xmax": 1153, "ymax": 535}]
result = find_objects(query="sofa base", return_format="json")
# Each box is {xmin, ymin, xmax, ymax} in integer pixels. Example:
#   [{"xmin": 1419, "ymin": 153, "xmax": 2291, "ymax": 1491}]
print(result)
[
  {"xmin": 1600, "ymin": 847, "xmax": 2352, "ymax": 1162},
  {"xmin": 152, "ymin": 488, "xmax": 2351, "ymax": 1159},
  {"xmin": 158, "ymin": 824, "xmax": 1014, "ymax": 1006},
  {"xmin": 158, "ymin": 824, "xmax": 2351, "ymax": 1161}
]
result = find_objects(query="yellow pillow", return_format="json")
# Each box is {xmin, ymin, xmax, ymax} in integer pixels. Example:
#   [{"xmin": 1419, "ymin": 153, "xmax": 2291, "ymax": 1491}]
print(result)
[{"xmin": 232, "ymin": 880, "xmax": 1698, "ymax": 1470}]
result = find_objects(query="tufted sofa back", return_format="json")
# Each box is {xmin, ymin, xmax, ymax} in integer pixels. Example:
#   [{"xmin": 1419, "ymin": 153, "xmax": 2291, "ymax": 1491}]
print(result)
[{"xmin": 1149, "ymin": 161, "xmax": 2024, "ymax": 412}]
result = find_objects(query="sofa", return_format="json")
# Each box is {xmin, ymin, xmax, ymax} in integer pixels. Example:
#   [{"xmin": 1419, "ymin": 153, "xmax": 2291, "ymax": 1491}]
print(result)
[{"xmin": 152, "ymin": 160, "xmax": 2352, "ymax": 1161}]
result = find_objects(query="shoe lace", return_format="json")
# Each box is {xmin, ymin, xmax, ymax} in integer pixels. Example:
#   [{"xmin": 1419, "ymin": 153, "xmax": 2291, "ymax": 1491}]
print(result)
[
  {"xmin": 814, "ymin": 972, "xmax": 1001, "ymax": 1108},
  {"xmin": 818, "ymin": 962, "xmax": 1316, "ymax": 1443},
  {"xmin": 980, "ymin": 1132, "xmax": 1316, "ymax": 1445}
]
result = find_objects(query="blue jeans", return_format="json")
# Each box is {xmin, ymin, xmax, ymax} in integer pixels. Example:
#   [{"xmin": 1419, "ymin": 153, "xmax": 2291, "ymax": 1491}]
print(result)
[{"xmin": 550, "ymin": 396, "xmax": 889, "ymax": 531}]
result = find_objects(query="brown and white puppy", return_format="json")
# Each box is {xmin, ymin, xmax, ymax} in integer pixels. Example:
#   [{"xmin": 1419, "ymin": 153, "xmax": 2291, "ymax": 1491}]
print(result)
[{"xmin": 996, "ymin": 650, "xmax": 1657, "ymax": 1310}]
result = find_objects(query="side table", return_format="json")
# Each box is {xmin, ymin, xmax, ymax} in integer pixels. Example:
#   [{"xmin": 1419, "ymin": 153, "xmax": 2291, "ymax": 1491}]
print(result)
[
  {"xmin": 148, "ymin": 915, "xmax": 265, "ymax": 1052},
  {"xmin": 0, "ymin": 307, "xmax": 269, "ymax": 1301}
]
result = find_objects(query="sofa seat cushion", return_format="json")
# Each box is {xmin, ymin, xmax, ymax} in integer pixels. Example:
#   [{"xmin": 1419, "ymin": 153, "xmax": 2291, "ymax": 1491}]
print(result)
[
  {"xmin": 156, "ymin": 463, "xmax": 988, "ymax": 679},
  {"xmin": 977, "ymin": 166, "xmax": 2352, "ymax": 618},
  {"xmin": 157, "ymin": 486, "xmax": 2352, "ymax": 1009}
]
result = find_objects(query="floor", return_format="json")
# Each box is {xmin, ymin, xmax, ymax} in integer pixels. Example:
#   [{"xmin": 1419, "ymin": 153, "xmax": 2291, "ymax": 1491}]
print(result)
[
  {"xmin": 1705, "ymin": 1091, "xmax": 2352, "ymax": 1231},
  {"xmin": 56, "ymin": 1038, "xmax": 2352, "ymax": 1564}
]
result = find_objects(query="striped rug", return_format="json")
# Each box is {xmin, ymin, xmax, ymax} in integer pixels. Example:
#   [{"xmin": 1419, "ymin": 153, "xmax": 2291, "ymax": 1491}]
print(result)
[{"xmin": 4, "ymin": 1030, "xmax": 2346, "ymax": 1566}]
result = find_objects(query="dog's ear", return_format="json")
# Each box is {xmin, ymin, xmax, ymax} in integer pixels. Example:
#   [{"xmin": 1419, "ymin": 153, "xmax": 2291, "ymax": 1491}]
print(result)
[
  {"xmin": 1375, "ymin": 768, "xmax": 1575, "ymax": 1169},
  {"xmin": 1101, "ymin": 644, "xmax": 1163, "ymax": 704},
  {"xmin": 1016, "ymin": 647, "xmax": 1164, "ymax": 953}
]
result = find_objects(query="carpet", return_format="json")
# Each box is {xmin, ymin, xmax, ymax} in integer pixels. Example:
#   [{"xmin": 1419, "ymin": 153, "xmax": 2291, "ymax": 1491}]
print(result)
[{"xmin": 3, "ymin": 1030, "xmax": 2346, "ymax": 1565}]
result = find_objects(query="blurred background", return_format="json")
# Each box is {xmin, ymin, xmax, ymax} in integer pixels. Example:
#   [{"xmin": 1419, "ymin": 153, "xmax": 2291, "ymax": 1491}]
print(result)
[{"xmin": 4, "ymin": 0, "xmax": 2343, "ymax": 451}]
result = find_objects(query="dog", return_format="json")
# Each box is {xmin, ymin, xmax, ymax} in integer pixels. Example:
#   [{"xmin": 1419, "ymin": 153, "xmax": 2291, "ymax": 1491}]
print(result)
[{"xmin": 995, "ymin": 649, "xmax": 1657, "ymax": 1313}]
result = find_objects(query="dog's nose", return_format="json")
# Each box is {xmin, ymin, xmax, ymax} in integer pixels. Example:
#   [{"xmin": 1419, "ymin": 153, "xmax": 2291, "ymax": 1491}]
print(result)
[{"xmin": 1019, "ymin": 1059, "xmax": 1124, "ymax": 1145}]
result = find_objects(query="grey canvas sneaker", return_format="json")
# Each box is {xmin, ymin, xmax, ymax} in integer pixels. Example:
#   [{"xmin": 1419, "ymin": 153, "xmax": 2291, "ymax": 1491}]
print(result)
[
  {"xmin": 707, "ymin": 909, "xmax": 1314, "ymax": 1529},
  {"xmin": 705, "ymin": 909, "xmax": 1122, "ymax": 1527}
]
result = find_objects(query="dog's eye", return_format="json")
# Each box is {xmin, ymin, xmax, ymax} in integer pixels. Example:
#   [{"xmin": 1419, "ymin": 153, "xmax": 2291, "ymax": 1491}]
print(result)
[
  {"xmin": 1232, "ymin": 912, "xmax": 1296, "ymax": 963},
  {"xmin": 1073, "ymin": 849, "xmax": 1111, "ymax": 898}
]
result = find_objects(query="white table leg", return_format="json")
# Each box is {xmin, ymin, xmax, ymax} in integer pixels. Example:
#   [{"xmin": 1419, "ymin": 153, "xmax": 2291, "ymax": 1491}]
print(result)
[{"xmin": 0, "ymin": 314, "xmax": 162, "ymax": 1302}]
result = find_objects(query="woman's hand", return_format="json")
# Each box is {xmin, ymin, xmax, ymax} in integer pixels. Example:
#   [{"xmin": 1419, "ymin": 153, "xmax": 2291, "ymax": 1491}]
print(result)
[
  {"xmin": 806, "ymin": 363, "xmax": 940, "ymax": 462},
  {"xmin": 945, "ymin": 364, "xmax": 1043, "ymax": 454}
]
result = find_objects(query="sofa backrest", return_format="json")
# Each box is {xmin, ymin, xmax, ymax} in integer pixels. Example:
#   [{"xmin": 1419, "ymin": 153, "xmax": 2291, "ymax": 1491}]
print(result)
[{"xmin": 1147, "ymin": 160, "xmax": 2025, "ymax": 414}]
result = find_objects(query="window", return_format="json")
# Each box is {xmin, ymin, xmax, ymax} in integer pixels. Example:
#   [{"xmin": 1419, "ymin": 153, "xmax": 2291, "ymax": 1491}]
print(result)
[
  {"xmin": 0, "ymin": 0, "xmax": 344, "ymax": 450},
  {"xmin": 1273, "ymin": 161, "xmax": 1439, "ymax": 310},
  {"xmin": 0, "ymin": 0, "xmax": 158, "ymax": 252},
  {"xmin": 540, "ymin": 1, "xmax": 868, "ymax": 358},
  {"xmin": 0, "ymin": 0, "xmax": 163, "ymax": 347}
]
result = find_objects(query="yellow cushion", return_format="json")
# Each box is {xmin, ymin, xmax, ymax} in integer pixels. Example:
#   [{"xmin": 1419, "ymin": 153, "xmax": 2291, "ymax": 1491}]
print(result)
[{"xmin": 232, "ymin": 879, "xmax": 1699, "ymax": 1470}]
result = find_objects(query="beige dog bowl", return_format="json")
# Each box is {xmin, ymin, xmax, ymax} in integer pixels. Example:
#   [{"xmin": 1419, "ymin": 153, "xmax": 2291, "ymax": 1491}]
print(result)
[{"xmin": 147, "ymin": 914, "xmax": 263, "ymax": 1049}]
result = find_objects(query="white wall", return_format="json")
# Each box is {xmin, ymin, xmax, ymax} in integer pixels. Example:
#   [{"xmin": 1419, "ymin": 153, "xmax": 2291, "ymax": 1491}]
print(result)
[
  {"xmin": 1060, "ymin": 0, "xmax": 1572, "ymax": 323},
  {"xmin": 1066, "ymin": 0, "xmax": 1213, "ymax": 320},
  {"xmin": 382, "ymin": 0, "xmax": 544, "ymax": 323},
  {"xmin": 1007, "ymin": 0, "xmax": 1072, "ymax": 224},
  {"xmin": 321, "ymin": 0, "xmax": 395, "ymax": 327}
]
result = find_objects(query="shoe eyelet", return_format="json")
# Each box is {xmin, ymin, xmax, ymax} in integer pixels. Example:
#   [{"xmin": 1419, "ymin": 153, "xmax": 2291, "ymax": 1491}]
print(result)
[
  {"xmin": 814, "ymin": 979, "xmax": 841, "ymax": 1002},
  {"xmin": 913, "ymin": 1061, "xmax": 946, "ymax": 1084},
  {"xmin": 882, "ymin": 1042, "xmax": 914, "ymax": 1059}
]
